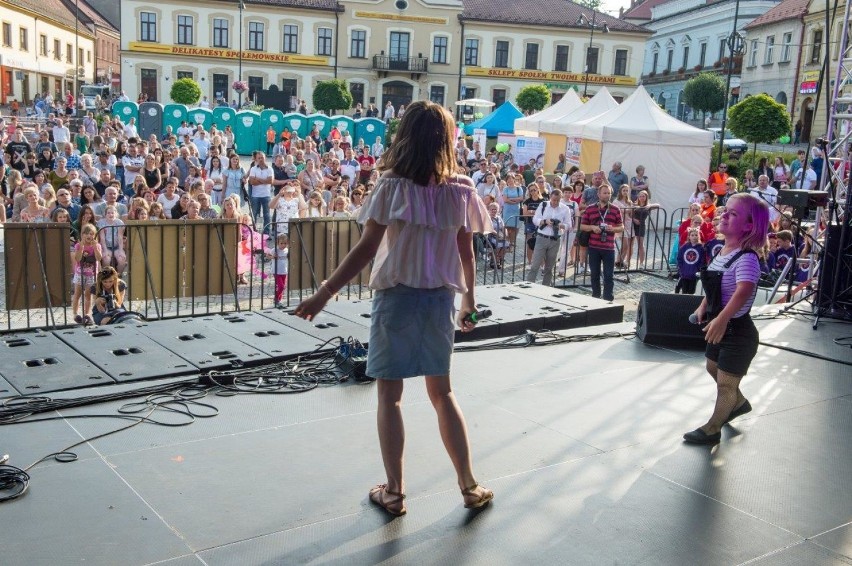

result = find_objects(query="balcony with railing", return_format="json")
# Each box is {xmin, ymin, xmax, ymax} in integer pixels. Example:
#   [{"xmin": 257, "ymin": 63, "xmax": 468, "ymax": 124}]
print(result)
[{"xmin": 372, "ymin": 53, "xmax": 428, "ymax": 78}]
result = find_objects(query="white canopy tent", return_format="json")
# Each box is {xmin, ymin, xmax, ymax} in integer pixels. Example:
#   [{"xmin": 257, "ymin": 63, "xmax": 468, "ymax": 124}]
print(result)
[
  {"xmin": 574, "ymin": 86, "xmax": 713, "ymax": 214},
  {"xmin": 537, "ymin": 88, "xmax": 618, "ymax": 171},
  {"xmin": 513, "ymin": 89, "xmax": 583, "ymax": 136},
  {"xmin": 539, "ymin": 88, "xmax": 617, "ymax": 136}
]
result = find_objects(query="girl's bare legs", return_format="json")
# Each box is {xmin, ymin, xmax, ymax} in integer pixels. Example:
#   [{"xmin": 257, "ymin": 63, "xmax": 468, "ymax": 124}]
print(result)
[
  {"xmin": 425, "ymin": 375, "xmax": 490, "ymax": 504},
  {"xmin": 636, "ymin": 236, "xmax": 645, "ymax": 264},
  {"xmin": 72, "ymin": 284, "xmax": 82, "ymax": 317},
  {"xmin": 374, "ymin": 378, "xmax": 406, "ymax": 512}
]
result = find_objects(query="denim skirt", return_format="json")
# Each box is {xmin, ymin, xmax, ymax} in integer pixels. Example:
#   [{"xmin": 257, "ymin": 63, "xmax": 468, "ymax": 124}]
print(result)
[{"xmin": 366, "ymin": 285, "xmax": 455, "ymax": 379}]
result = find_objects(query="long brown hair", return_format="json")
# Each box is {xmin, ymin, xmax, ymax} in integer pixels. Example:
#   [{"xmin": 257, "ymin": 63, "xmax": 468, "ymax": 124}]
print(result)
[{"xmin": 378, "ymin": 100, "xmax": 456, "ymax": 186}]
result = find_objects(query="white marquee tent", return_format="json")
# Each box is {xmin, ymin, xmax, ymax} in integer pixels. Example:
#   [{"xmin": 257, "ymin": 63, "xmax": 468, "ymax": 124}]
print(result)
[
  {"xmin": 573, "ymin": 86, "xmax": 713, "ymax": 214},
  {"xmin": 537, "ymin": 88, "xmax": 618, "ymax": 170},
  {"xmin": 513, "ymin": 89, "xmax": 583, "ymax": 136}
]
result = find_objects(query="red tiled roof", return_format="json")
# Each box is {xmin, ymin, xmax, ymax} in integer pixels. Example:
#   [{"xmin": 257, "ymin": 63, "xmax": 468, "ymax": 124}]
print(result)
[
  {"xmin": 5, "ymin": 0, "xmax": 82, "ymax": 30},
  {"xmin": 744, "ymin": 0, "xmax": 809, "ymax": 28},
  {"xmin": 621, "ymin": 0, "xmax": 677, "ymax": 21},
  {"xmin": 246, "ymin": 0, "xmax": 343, "ymax": 10},
  {"xmin": 461, "ymin": 0, "xmax": 650, "ymax": 33}
]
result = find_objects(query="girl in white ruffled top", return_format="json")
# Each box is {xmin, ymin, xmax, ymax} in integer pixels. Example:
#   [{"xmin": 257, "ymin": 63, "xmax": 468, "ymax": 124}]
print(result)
[{"xmin": 296, "ymin": 100, "xmax": 495, "ymax": 516}]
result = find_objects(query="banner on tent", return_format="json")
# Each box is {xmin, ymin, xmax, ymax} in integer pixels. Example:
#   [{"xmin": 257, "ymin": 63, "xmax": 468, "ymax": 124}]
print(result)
[
  {"xmin": 497, "ymin": 134, "xmax": 545, "ymax": 168},
  {"xmin": 565, "ymin": 136, "xmax": 582, "ymax": 168},
  {"xmin": 473, "ymin": 129, "xmax": 488, "ymax": 153}
]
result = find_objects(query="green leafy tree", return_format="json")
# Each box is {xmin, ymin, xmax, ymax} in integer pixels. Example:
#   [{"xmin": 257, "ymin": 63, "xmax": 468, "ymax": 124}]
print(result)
[
  {"xmin": 312, "ymin": 79, "xmax": 353, "ymax": 115},
  {"xmin": 170, "ymin": 78, "xmax": 202, "ymax": 106},
  {"xmin": 683, "ymin": 72, "xmax": 725, "ymax": 126},
  {"xmin": 516, "ymin": 84, "xmax": 551, "ymax": 114},
  {"xmin": 727, "ymin": 93, "xmax": 792, "ymax": 157}
]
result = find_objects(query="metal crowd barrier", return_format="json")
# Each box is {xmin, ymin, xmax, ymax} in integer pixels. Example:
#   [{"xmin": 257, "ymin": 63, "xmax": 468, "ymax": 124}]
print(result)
[{"xmin": 1, "ymin": 209, "xmax": 684, "ymax": 331}]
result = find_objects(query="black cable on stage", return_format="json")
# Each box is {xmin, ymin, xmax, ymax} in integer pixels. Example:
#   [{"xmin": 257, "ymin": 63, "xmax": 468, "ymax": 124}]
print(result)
[{"xmin": 757, "ymin": 340, "xmax": 852, "ymax": 366}]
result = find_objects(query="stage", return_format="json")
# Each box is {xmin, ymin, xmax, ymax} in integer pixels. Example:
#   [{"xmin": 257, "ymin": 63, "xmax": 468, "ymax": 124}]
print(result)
[{"xmin": 0, "ymin": 301, "xmax": 850, "ymax": 565}]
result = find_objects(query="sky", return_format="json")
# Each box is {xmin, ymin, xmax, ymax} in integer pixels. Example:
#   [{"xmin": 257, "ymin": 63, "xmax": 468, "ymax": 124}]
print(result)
[{"xmin": 599, "ymin": 0, "xmax": 637, "ymax": 15}]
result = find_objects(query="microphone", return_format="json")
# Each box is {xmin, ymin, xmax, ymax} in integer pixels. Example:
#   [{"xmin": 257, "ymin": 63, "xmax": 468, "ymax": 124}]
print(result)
[
  {"xmin": 464, "ymin": 309, "xmax": 492, "ymax": 324},
  {"xmin": 688, "ymin": 313, "xmax": 703, "ymax": 325}
]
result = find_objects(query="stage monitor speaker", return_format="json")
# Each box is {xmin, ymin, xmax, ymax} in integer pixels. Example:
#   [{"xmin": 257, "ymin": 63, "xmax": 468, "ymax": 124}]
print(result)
[
  {"xmin": 636, "ymin": 292, "xmax": 705, "ymax": 350},
  {"xmin": 818, "ymin": 225, "xmax": 852, "ymax": 309}
]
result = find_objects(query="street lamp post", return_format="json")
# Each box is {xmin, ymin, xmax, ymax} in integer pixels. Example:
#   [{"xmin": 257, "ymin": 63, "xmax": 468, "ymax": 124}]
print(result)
[
  {"xmin": 74, "ymin": 0, "xmax": 79, "ymax": 115},
  {"xmin": 238, "ymin": 0, "xmax": 244, "ymax": 107},
  {"xmin": 577, "ymin": 11, "xmax": 609, "ymax": 98},
  {"xmin": 715, "ymin": 0, "xmax": 744, "ymax": 168}
]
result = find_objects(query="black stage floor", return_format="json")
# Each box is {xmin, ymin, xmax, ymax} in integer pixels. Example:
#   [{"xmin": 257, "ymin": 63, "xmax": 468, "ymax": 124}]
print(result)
[{"xmin": 1, "ymin": 307, "xmax": 850, "ymax": 565}]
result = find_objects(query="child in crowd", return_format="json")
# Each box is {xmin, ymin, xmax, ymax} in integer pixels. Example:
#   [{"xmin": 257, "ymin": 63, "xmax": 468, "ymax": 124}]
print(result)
[
  {"xmin": 676, "ymin": 228, "xmax": 705, "ymax": 294},
  {"xmin": 97, "ymin": 205, "xmax": 127, "ymax": 273},
  {"xmin": 72, "ymin": 224, "xmax": 102, "ymax": 325},
  {"xmin": 485, "ymin": 202, "xmax": 509, "ymax": 270},
  {"xmin": 266, "ymin": 234, "xmax": 289, "ymax": 308},
  {"xmin": 704, "ymin": 217, "xmax": 725, "ymax": 261},
  {"xmin": 91, "ymin": 266, "xmax": 127, "ymax": 325},
  {"xmin": 774, "ymin": 230, "xmax": 795, "ymax": 272}
]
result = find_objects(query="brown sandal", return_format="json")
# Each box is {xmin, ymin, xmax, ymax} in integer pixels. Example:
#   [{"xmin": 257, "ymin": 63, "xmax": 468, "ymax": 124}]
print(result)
[
  {"xmin": 461, "ymin": 483, "xmax": 494, "ymax": 509},
  {"xmin": 369, "ymin": 484, "xmax": 407, "ymax": 516}
]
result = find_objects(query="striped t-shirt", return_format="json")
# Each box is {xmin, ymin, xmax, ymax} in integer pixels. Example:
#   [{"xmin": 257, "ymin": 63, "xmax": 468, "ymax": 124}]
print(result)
[{"xmin": 707, "ymin": 249, "xmax": 761, "ymax": 318}]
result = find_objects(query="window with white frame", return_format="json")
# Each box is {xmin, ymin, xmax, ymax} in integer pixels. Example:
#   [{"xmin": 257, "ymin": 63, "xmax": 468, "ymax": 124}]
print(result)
[
  {"xmin": 177, "ymin": 15, "xmax": 193, "ymax": 45},
  {"xmin": 432, "ymin": 36, "xmax": 448, "ymax": 64},
  {"xmin": 282, "ymin": 24, "xmax": 298, "ymax": 53},
  {"xmin": 140, "ymin": 12, "xmax": 157, "ymax": 42},
  {"xmin": 464, "ymin": 38, "xmax": 479, "ymax": 66},
  {"xmin": 248, "ymin": 22, "xmax": 264, "ymax": 51},
  {"xmin": 749, "ymin": 39, "xmax": 758, "ymax": 66},
  {"xmin": 555, "ymin": 45, "xmax": 569, "ymax": 71},
  {"xmin": 780, "ymin": 32, "xmax": 792, "ymax": 62},
  {"xmin": 317, "ymin": 27, "xmax": 332, "ymax": 56},
  {"xmin": 213, "ymin": 18, "xmax": 229, "ymax": 48},
  {"xmin": 764, "ymin": 36, "xmax": 775, "ymax": 64},
  {"xmin": 351, "ymin": 30, "xmax": 366, "ymax": 58}
]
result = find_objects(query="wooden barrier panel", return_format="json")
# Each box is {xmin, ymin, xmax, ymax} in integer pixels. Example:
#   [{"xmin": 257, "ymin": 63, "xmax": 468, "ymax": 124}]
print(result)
[
  {"xmin": 4, "ymin": 223, "xmax": 73, "ymax": 310},
  {"xmin": 184, "ymin": 220, "xmax": 240, "ymax": 297},
  {"xmin": 288, "ymin": 218, "xmax": 369, "ymax": 293},
  {"xmin": 124, "ymin": 220, "xmax": 240, "ymax": 301}
]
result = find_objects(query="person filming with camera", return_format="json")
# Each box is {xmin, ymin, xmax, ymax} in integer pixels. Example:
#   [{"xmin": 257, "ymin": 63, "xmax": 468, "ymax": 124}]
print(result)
[
  {"xmin": 91, "ymin": 266, "xmax": 127, "ymax": 326},
  {"xmin": 526, "ymin": 188, "xmax": 572, "ymax": 286},
  {"xmin": 580, "ymin": 183, "xmax": 623, "ymax": 301}
]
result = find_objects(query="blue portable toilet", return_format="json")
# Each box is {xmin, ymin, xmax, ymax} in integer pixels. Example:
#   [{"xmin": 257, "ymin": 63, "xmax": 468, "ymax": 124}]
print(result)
[
  {"xmin": 138, "ymin": 102, "xmax": 164, "ymax": 140},
  {"xmin": 332, "ymin": 115, "xmax": 355, "ymax": 138},
  {"xmin": 234, "ymin": 110, "xmax": 261, "ymax": 155},
  {"xmin": 212, "ymin": 106, "xmax": 235, "ymax": 134},
  {"xmin": 306, "ymin": 113, "xmax": 331, "ymax": 139},
  {"xmin": 112, "ymin": 101, "xmax": 138, "ymax": 125},
  {"xmin": 187, "ymin": 107, "xmax": 214, "ymax": 131},
  {"xmin": 163, "ymin": 104, "xmax": 188, "ymax": 134},
  {"xmin": 261, "ymin": 108, "xmax": 285, "ymax": 140},
  {"xmin": 355, "ymin": 118, "xmax": 386, "ymax": 148},
  {"xmin": 283, "ymin": 113, "xmax": 308, "ymax": 138}
]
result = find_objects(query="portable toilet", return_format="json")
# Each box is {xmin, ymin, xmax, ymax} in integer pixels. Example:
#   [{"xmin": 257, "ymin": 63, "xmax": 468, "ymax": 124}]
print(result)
[
  {"xmin": 112, "ymin": 101, "xmax": 138, "ymax": 125},
  {"xmin": 187, "ymin": 107, "xmax": 214, "ymax": 131},
  {"xmin": 306, "ymin": 113, "xmax": 331, "ymax": 139},
  {"xmin": 163, "ymin": 104, "xmax": 188, "ymax": 135},
  {"xmin": 355, "ymin": 118, "xmax": 386, "ymax": 148},
  {"xmin": 234, "ymin": 110, "xmax": 261, "ymax": 155},
  {"xmin": 283, "ymin": 113, "xmax": 308, "ymax": 138},
  {"xmin": 138, "ymin": 102, "xmax": 164, "ymax": 141},
  {"xmin": 332, "ymin": 115, "xmax": 356, "ymax": 143},
  {"xmin": 212, "ymin": 106, "xmax": 235, "ymax": 134},
  {"xmin": 261, "ymin": 109, "xmax": 285, "ymax": 144}
]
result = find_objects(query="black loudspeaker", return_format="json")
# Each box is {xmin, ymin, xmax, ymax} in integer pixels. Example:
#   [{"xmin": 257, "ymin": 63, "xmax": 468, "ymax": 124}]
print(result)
[{"xmin": 636, "ymin": 292, "xmax": 706, "ymax": 349}]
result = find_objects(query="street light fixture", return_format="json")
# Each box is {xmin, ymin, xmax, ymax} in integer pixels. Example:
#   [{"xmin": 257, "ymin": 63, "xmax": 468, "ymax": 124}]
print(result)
[
  {"xmin": 577, "ymin": 11, "xmax": 609, "ymax": 98},
  {"xmin": 238, "ymin": 0, "xmax": 245, "ymax": 107},
  {"xmin": 715, "ymin": 0, "xmax": 744, "ymax": 168}
]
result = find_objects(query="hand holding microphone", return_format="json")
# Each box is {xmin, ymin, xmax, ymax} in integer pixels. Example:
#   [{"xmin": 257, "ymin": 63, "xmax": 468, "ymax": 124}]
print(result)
[
  {"xmin": 689, "ymin": 312, "xmax": 705, "ymax": 325},
  {"xmin": 464, "ymin": 309, "xmax": 492, "ymax": 325}
]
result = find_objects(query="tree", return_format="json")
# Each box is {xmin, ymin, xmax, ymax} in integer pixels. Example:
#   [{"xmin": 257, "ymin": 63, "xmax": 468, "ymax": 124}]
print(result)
[
  {"xmin": 312, "ymin": 79, "xmax": 353, "ymax": 115},
  {"xmin": 516, "ymin": 84, "xmax": 550, "ymax": 114},
  {"xmin": 682, "ymin": 72, "xmax": 725, "ymax": 126},
  {"xmin": 170, "ymin": 78, "xmax": 202, "ymax": 106},
  {"xmin": 727, "ymin": 94, "xmax": 792, "ymax": 157}
]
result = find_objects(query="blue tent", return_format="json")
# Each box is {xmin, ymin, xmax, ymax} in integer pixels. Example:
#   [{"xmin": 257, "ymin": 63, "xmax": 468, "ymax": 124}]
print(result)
[{"xmin": 464, "ymin": 101, "xmax": 524, "ymax": 136}]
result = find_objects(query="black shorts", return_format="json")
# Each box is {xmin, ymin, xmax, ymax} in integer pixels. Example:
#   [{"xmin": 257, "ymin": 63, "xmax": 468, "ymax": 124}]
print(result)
[{"xmin": 705, "ymin": 315, "xmax": 758, "ymax": 376}]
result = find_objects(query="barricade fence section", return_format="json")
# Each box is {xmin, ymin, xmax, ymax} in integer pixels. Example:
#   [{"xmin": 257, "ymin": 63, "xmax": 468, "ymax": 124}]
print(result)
[{"xmin": 0, "ymin": 208, "xmax": 682, "ymax": 331}]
